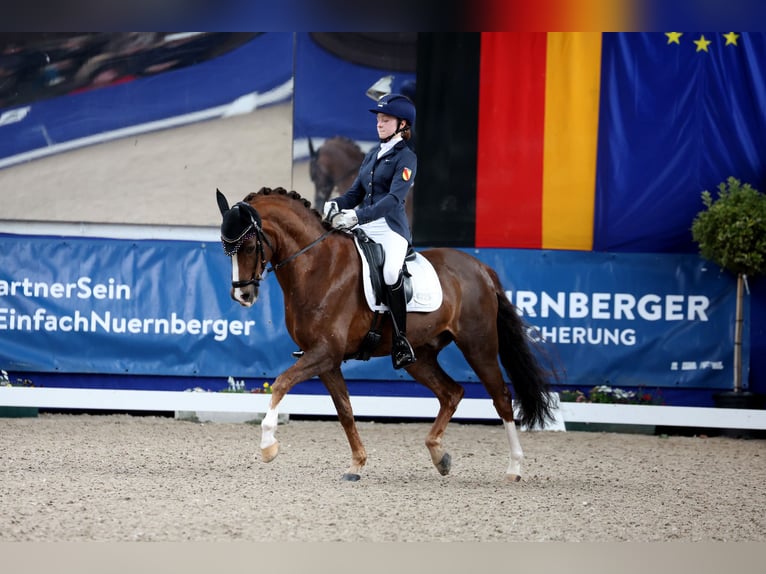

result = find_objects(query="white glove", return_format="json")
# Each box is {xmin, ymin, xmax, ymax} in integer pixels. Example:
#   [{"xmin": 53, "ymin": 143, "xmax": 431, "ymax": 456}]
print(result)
[
  {"xmin": 323, "ymin": 201, "xmax": 339, "ymax": 221},
  {"xmin": 330, "ymin": 209, "xmax": 359, "ymax": 229}
]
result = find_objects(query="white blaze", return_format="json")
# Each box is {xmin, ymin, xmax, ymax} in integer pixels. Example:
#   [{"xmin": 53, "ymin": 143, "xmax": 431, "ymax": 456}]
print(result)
[{"xmin": 231, "ymin": 253, "xmax": 249, "ymax": 303}]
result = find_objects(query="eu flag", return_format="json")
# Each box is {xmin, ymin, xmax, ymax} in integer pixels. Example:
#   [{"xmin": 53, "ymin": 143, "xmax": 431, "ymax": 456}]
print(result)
[{"xmin": 594, "ymin": 32, "xmax": 766, "ymax": 253}]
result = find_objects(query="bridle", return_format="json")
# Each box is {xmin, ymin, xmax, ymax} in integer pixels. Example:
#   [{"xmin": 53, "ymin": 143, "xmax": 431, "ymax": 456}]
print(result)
[{"xmin": 224, "ymin": 202, "xmax": 335, "ymax": 290}]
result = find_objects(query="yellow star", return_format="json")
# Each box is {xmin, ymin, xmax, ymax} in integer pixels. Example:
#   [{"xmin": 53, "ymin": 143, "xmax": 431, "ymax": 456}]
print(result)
[
  {"xmin": 665, "ymin": 32, "xmax": 683, "ymax": 44},
  {"xmin": 723, "ymin": 32, "xmax": 740, "ymax": 46},
  {"xmin": 694, "ymin": 35, "xmax": 712, "ymax": 52}
]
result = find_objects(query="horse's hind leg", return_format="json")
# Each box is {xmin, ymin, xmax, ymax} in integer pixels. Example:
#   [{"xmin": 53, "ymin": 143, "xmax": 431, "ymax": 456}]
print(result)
[
  {"xmin": 456, "ymin": 341, "xmax": 524, "ymax": 482},
  {"xmin": 319, "ymin": 368, "xmax": 367, "ymax": 481},
  {"xmin": 405, "ymin": 350, "xmax": 464, "ymax": 476}
]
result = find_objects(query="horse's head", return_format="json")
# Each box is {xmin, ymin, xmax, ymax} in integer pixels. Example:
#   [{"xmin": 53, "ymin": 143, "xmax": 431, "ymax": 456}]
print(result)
[
  {"xmin": 308, "ymin": 138, "xmax": 335, "ymax": 213},
  {"xmin": 216, "ymin": 189, "xmax": 271, "ymax": 307},
  {"xmin": 308, "ymin": 137, "xmax": 364, "ymax": 214}
]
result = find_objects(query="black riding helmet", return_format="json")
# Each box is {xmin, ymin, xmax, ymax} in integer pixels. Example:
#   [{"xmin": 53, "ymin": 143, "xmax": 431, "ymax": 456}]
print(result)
[
  {"xmin": 369, "ymin": 93, "xmax": 416, "ymax": 127},
  {"xmin": 369, "ymin": 93, "xmax": 415, "ymax": 143}
]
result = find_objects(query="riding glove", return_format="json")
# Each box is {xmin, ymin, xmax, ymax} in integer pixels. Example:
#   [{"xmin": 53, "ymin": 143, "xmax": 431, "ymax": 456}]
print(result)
[
  {"xmin": 330, "ymin": 209, "xmax": 359, "ymax": 229},
  {"xmin": 323, "ymin": 201, "xmax": 339, "ymax": 221}
]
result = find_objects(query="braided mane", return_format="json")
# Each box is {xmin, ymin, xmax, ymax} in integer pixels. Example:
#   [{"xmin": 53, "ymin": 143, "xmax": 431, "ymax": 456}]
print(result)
[{"xmin": 244, "ymin": 186, "xmax": 324, "ymax": 223}]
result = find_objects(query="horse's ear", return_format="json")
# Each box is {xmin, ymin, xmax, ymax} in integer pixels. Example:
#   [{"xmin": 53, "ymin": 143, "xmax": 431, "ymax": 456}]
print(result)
[
  {"xmin": 308, "ymin": 137, "xmax": 316, "ymax": 159},
  {"xmin": 216, "ymin": 188, "xmax": 229, "ymax": 215}
]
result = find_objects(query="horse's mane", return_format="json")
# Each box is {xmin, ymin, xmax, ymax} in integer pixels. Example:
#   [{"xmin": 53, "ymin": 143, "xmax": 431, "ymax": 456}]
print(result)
[{"xmin": 243, "ymin": 187, "xmax": 326, "ymax": 225}]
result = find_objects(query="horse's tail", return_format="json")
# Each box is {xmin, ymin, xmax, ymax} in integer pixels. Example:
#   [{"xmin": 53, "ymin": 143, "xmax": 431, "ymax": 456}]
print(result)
[
  {"xmin": 495, "ymin": 284, "xmax": 556, "ymax": 429},
  {"xmin": 308, "ymin": 137, "xmax": 317, "ymax": 159}
]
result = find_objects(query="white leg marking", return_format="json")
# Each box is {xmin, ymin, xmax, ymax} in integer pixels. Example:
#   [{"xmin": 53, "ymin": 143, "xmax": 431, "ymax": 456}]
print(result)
[
  {"xmin": 503, "ymin": 420, "xmax": 524, "ymax": 478},
  {"xmin": 260, "ymin": 407, "xmax": 279, "ymax": 449}
]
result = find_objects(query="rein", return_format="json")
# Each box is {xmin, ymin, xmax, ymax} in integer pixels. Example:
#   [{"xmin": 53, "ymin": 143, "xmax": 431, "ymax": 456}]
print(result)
[
  {"xmin": 268, "ymin": 227, "xmax": 336, "ymax": 273},
  {"xmin": 231, "ymin": 224, "xmax": 336, "ymax": 289}
]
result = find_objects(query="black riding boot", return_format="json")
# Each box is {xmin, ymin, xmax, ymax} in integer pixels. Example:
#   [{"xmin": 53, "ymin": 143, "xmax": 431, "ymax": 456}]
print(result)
[{"xmin": 386, "ymin": 273, "xmax": 416, "ymax": 369}]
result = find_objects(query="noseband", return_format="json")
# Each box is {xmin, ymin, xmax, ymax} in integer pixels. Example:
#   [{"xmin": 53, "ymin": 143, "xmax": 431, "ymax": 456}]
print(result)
[{"xmin": 230, "ymin": 229, "xmax": 270, "ymax": 289}]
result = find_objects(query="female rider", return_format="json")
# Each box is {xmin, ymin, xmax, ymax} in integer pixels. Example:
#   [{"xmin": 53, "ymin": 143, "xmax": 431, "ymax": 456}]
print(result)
[{"xmin": 324, "ymin": 93, "xmax": 417, "ymax": 369}]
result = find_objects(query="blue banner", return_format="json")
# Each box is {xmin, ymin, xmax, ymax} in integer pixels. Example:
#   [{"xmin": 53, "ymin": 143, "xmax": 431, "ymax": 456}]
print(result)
[
  {"xmin": 0, "ymin": 234, "xmax": 743, "ymax": 392},
  {"xmin": 0, "ymin": 234, "xmax": 291, "ymax": 377},
  {"xmin": 471, "ymin": 249, "xmax": 746, "ymax": 391}
]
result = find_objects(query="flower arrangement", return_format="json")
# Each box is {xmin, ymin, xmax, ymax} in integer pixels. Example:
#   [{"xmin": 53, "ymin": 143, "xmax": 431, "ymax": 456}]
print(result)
[
  {"xmin": 220, "ymin": 376, "xmax": 272, "ymax": 394},
  {"xmin": 559, "ymin": 385, "xmax": 664, "ymax": 405},
  {"xmin": 184, "ymin": 377, "xmax": 272, "ymax": 394},
  {"xmin": 0, "ymin": 370, "xmax": 34, "ymax": 388}
]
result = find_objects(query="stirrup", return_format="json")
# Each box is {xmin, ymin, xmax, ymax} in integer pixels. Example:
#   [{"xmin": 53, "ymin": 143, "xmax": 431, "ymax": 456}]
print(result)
[{"xmin": 391, "ymin": 335, "xmax": 416, "ymax": 369}]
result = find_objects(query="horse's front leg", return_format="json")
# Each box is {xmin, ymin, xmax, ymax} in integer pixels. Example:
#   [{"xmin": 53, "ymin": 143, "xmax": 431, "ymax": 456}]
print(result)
[
  {"xmin": 259, "ymin": 351, "xmax": 339, "ymax": 464},
  {"xmin": 259, "ymin": 361, "xmax": 316, "ymax": 463},
  {"xmin": 260, "ymin": 393, "xmax": 283, "ymax": 463},
  {"xmin": 319, "ymin": 367, "xmax": 367, "ymax": 481}
]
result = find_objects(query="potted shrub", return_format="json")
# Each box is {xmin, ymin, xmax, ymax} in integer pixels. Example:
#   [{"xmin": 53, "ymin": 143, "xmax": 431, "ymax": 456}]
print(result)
[{"xmin": 691, "ymin": 176, "xmax": 766, "ymax": 409}]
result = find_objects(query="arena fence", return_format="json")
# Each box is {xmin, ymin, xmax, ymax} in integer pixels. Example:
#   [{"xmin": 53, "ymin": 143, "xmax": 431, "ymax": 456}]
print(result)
[{"xmin": 2, "ymin": 387, "xmax": 765, "ymax": 432}]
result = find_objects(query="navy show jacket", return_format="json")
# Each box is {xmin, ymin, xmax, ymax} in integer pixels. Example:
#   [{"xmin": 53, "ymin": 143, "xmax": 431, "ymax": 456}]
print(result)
[{"xmin": 333, "ymin": 139, "xmax": 416, "ymax": 242}]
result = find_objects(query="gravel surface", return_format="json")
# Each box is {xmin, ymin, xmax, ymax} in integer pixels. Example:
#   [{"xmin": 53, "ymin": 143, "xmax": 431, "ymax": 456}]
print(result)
[{"xmin": 1, "ymin": 414, "xmax": 764, "ymax": 542}]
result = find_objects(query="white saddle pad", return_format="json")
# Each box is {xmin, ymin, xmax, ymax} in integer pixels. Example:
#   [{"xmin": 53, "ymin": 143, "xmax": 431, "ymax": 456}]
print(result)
[{"xmin": 354, "ymin": 237, "xmax": 443, "ymax": 313}]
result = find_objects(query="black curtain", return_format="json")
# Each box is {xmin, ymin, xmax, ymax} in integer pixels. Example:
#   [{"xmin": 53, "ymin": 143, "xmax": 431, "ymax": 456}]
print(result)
[{"xmin": 412, "ymin": 33, "xmax": 480, "ymax": 247}]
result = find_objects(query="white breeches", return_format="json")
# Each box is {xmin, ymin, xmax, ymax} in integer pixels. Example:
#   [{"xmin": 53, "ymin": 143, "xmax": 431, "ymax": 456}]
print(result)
[{"xmin": 359, "ymin": 219, "xmax": 409, "ymax": 285}]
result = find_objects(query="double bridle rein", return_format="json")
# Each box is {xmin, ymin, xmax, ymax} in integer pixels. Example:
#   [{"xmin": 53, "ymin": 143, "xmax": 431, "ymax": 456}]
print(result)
[{"xmin": 226, "ymin": 204, "xmax": 335, "ymax": 290}]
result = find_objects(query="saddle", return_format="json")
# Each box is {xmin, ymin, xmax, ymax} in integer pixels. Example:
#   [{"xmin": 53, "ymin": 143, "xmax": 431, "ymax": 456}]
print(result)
[
  {"xmin": 348, "ymin": 228, "xmax": 442, "ymax": 361},
  {"xmin": 353, "ymin": 228, "xmax": 413, "ymax": 305}
]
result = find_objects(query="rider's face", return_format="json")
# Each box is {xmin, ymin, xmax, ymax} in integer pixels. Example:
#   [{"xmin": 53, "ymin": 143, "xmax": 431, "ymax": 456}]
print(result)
[{"xmin": 375, "ymin": 113, "xmax": 400, "ymax": 140}]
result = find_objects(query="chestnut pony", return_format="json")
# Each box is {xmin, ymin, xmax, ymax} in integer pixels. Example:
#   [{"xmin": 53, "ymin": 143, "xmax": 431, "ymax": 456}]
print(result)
[{"xmin": 217, "ymin": 187, "xmax": 555, "ymax": 482}]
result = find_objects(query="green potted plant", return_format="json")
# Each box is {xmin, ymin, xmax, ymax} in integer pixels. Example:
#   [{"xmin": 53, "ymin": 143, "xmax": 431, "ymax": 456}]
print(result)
[{"xmin": 691, "ymin": 176, "xmax": 766, "ymax": 409}]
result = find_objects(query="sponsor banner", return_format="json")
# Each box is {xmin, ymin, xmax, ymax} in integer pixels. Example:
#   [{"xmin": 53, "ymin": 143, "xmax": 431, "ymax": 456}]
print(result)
[
  {"xmin": 0, "ymin": 234, "xmax": 293, "ymax": 378},
  {"xmin": 0, "ymin": 236, "xmax": 743, "ymax": 390},
  {"xmin": 469, "ymin": 248, "xmax": 745, "ymax": 390}
]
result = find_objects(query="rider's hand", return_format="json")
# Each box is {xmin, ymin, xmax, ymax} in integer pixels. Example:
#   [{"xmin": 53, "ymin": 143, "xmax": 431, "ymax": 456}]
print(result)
[
  {"xmin": 330, "ymin": 209, "xmax": 359, "ymax": 229},
  {"xmin": 323, "ymin": 201, "xmax": 339, "ymax": 221}
]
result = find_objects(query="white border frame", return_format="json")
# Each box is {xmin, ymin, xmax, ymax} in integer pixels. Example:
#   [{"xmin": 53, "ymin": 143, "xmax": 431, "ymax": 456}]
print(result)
[{"xmin": 2, "ymin": 387, "xmax": 765, "ymax": 430}]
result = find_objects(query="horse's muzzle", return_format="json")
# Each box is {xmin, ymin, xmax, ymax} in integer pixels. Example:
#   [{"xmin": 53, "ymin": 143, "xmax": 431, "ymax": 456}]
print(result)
[{"xmin": 231, "ymin": 280, "xmax": 258, "ymax": 307}]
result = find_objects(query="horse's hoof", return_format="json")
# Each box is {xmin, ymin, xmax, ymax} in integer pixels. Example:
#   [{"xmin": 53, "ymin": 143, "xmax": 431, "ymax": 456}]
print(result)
[
  {"xmin": 341, "ymin": 473, "xmax": 361, "ymax": 481},
  {"xmin": 436, "ymin": 452, "xmax": 452, "ymax": 476},
  {"xmin": 505, "ymin": 473, "xmax": 522, "ymax": 483},
  {"xmin": 261, "ymin": 442, "xmax": 279, "ymax": 463}
]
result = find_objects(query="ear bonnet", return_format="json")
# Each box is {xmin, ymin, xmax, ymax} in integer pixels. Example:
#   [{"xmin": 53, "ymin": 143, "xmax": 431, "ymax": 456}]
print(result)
[{"xmin": 217, "ymin": 189, "xmax": 262, "ymax": 256}]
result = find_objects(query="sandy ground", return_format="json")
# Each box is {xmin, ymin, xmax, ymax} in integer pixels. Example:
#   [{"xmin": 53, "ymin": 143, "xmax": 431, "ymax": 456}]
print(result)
[
  {"xmin": 0, "ymin": 102, "xmax": 315, "ymax": 227},
  {"xmin": 0, "ymin": 414, "xmax": 764, "ymax": 542}
]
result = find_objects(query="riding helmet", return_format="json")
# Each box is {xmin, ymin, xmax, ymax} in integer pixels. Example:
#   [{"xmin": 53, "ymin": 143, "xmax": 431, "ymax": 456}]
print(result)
[{"xmin": 369, "ymin": 93, "xmax": 415, "ymax": 126}]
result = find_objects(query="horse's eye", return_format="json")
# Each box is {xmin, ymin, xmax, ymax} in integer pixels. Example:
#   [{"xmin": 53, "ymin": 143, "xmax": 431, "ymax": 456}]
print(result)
[{"xmin": 243, "ymin": 242, "xmax": 256, "ymax": 255}]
